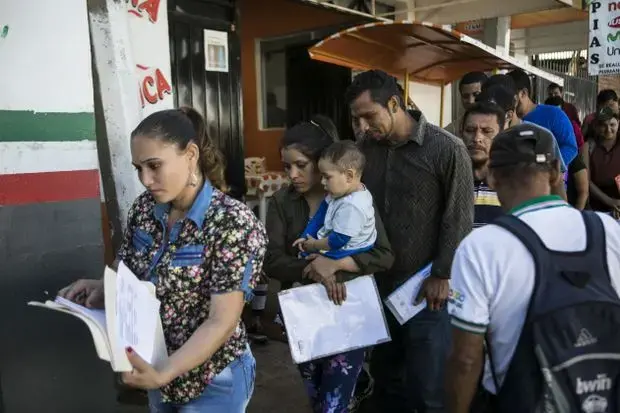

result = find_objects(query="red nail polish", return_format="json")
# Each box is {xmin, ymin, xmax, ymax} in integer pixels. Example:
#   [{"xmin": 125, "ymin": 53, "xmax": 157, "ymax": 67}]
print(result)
[{"xmin": 126, "ymin": 347, "xmax": 133, "ymax": 353}]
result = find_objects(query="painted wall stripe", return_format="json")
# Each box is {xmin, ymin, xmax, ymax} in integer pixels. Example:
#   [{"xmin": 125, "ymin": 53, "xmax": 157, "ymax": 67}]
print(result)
[
  {"xmin": 0, "ymin": 141, "xmax": 99, "ymax": 174},
  {"xmin": 0, "ymin": 111, "xmax": 95, "ymax": 142},
  {"xmin": 0, "ymin": 170, "xmax": 100, "ymax": 206}
]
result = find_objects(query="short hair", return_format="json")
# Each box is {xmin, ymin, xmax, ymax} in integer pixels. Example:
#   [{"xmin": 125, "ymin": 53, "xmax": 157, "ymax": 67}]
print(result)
[
  {"xmin": 597, "ymin": 89, "xmax": 619, "ymax": 106},
  {"xmin": 345, "ymin": 70, "xmax": 404, "ymax": 109},
  {"xmin": 547, "ymin": 83, "xmax": 563, "ymax": 93},
  {"xmin": 459, "ymin": 72, "xmax": 488, "ymax": 90},
  {"xmin": 482, "ymin": 74, "xmax": 517, "ymax": 95},
  {"xmin": 320, "ymin": 140, "xmax": 366, "ymax": 174},
  {"xmin": 507, "ymin": 69, "xmax": 532, "ymax": 97},
  {"xmin": 477, "ymin": 84, "xmax": 516, "ymax": 114},
  {"xmin": 491, "ymin": 162, "xmax": 559, "ymax": 191},
  {"xmin": 544, "ymin": 96, "xmax": 564, "ymax": 107},
  {"xmin": 462, "ymin": 101, "xmax": 506, "ymax": 132}
]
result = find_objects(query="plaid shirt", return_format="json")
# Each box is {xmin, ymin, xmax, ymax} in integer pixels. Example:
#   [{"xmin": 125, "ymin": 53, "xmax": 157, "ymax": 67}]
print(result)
[{"xmin": 360, "ymin": 111, "xmax": 474, "ymax": 290}]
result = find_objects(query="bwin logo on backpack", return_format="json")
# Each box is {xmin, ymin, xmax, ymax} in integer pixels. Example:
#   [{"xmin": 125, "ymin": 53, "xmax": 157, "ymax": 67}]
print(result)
[{"xmin": 576, "ymin": 374, "xmax": 612, "ymax": 395}]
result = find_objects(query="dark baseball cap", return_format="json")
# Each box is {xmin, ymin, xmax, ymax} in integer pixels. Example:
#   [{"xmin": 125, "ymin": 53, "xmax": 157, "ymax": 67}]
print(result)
[
  {"xmin": 489, "ymin": 123, "xmax": 557, "ymax": 168},
  {"xmin": 477, "ymin": 84, "xmax": 516, "ymax": 113}
]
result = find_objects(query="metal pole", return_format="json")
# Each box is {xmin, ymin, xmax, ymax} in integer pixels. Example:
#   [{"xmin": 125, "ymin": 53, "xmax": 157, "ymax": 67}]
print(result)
[
  {"xmin": 404, "ymin": 72, "xmax": 410, "ymax": 106},
  {"xmin": 440, "ymin": 82, "xmax": 445, "ymax": 127}
]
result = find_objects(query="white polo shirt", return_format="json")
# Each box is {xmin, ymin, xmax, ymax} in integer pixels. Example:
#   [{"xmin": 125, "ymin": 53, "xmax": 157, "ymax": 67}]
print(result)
[{"xmin": 448, "ymin": 195, "xmax": 620, "ymax": 394}]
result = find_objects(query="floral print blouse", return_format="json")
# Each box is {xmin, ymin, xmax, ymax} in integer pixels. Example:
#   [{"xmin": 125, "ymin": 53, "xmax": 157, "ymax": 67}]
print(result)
[{"xmin": 117, "ymin": 182, "xmax": 267, "ymax": 404}]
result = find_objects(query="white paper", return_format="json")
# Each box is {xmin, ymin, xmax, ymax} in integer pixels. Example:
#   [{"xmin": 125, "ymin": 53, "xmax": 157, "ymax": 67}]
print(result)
[
  {"xmin": 278, "ymin": 275, "xmax": 390, "ymax": 364},
  {"xmin": 116, "ymin": 262, "xmax": 161, "ymax": 364},
  {"xmin": 54, "ymin": 296, "xmax": 108, "ymax": 331},
  {"xmin": 384, "ymin": 263, "xmax": 433, "ymax": 325},
  {"xmin": 204, "ymin": 29, "xmax": 229, "ymax": 72}
]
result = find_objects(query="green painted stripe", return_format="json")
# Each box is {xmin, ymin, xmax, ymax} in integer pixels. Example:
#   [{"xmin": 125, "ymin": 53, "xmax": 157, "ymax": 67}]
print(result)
[{"xmin": 0, "ymin": 110, "xmax": 95, "ymax": 142}]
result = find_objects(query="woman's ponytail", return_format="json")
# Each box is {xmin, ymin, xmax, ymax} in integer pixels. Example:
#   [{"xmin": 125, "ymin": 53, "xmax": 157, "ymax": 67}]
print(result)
[{"xmin": 179, "ymin": 107, "xmax": 228, "ymax": 193}]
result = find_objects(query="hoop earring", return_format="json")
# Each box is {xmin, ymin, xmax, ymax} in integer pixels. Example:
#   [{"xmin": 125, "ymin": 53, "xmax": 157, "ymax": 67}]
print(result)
[{"xmin": 188, "ymin": 170, "xmax": 198, "ymax": 187}]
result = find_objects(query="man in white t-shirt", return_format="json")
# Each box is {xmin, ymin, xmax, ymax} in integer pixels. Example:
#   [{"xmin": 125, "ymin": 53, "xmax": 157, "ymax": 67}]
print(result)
[{"xmin": 445, "ymin": 123, "xmax": 620, "ymax": 413}]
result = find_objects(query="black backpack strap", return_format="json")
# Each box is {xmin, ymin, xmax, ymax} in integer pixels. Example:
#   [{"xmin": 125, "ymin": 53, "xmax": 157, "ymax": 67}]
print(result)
[
  {"xmin": 581, "ymin": 210, "xmax": 611, "ymax": 282},
  {"xmin": 492, "ymin": 214, "xmax": 547, "ymax": 258}
]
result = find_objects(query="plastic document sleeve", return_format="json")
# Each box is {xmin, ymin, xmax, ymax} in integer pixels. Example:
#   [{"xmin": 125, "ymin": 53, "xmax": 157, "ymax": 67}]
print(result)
[{"xmin": 278, "ymin": 275, "xmax": 391, "ymax": 364}]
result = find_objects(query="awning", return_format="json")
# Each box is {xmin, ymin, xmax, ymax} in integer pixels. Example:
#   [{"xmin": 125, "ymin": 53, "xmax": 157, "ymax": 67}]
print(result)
[{"xmin": 308, "ymin": 20, "xmax": 564, "ymax": 86}]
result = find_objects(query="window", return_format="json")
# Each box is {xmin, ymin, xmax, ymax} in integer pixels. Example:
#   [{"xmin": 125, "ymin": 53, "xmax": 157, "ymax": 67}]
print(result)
[{"xmin": 259, "ymin": 39, "xmax": 289, "ymax": 130}]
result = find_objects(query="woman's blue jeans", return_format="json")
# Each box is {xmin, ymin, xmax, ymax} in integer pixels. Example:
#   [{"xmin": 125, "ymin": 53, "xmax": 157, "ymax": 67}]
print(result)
[{"xmin": 147, "ymin": 348, "xmax": 256, "ymax": 413}]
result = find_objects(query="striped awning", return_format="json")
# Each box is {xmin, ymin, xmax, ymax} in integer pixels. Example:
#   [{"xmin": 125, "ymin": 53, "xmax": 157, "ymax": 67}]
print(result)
[{"xmin": 308, "ymin": 20, "xmax": 564, "ymax": 86}]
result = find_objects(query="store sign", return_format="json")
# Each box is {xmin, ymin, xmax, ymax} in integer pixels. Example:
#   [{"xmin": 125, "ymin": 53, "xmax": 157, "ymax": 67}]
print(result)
[
  {"xmin": 589, "ymin": 0, "xmax": 620, "ymax": 75},
  {"xmin": 128, "ymin": 0, "xmax": 174, "ymax": 116},
  {"xmin": 455, "ymin": 20, "xmax": 484, "ymax": 36}
]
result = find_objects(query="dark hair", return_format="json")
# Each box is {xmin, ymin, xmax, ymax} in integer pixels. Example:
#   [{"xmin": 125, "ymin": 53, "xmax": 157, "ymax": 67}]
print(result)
[
  {"xmin": 597, "ymin": 89, "xmax": 619, "ymax": 107},
  {"xmin": 280, "ymin": 114, "xmax": 339, "ymax": 163},
  {"xmin": 507, "ymin": 69, "xmax": 532, "ymax": 97},
  {"xmin": 462, "ymin": 101, "xmax": 506, "ymax": 132},
  {"xmin": 459, "ymin": 72, "xmax": 488, "ymax": 90},
  {"xmin": 320, "ymin": 141, "xmax": 366, "ymax": 174},
  {"xmin": 477, "ymin": 84, "xmax": 516, "ymax": 114},
  {"xmin": 595, "ymin": 106, "xmax": 620, "ymax": 124},
  {"xmin": 547, "ymin": 83, "xmax": 563, "ymax": 93},
  {"xmin": 345, "ymin": 70, "xmax": 404, "ymax": 109},
  {"xmin": 131, "ymin": 107, "xmax": 227, "ymax": 191},
  {"xmin": 482, "ymin": 74, "xmax": 517, "ymax": 95},
  {"xmin": 544, "ymin": 96, "xmax": 564, "ymax": 107}
]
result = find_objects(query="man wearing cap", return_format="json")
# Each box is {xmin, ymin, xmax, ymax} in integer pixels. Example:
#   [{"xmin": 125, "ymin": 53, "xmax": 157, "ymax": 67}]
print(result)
[{"xmin": 445, "ymin": 123, "xmax": 620, "ymax": 413}]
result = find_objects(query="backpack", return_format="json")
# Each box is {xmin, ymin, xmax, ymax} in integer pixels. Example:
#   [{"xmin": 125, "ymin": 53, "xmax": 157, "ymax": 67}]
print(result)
[{"xmin": 490, "ymin": 211, "xmax": 620, "ymax": 413}]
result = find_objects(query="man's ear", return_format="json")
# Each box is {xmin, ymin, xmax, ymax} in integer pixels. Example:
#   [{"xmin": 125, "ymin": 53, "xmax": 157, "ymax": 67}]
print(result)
[
  {"xmin": 549, "ymin": 160, "xmax": 563, "ymax": 186},
  {"xmin": 389, "ymin": 96, "xmax": 400, "ymax": 114}
]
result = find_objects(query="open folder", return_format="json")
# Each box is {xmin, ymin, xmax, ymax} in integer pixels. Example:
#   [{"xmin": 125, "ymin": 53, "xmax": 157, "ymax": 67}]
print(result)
[
  {"xmin": 28, "ymin": 262, "xmax": 168, "ymax": 372},
  {"xmin": 278, "ymin": 275, "xmax": 391, "ymax": 364}
]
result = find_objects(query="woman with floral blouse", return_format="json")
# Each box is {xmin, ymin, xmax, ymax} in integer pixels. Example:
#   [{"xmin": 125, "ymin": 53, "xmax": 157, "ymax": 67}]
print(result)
[
  {"xmin": 59, "ymin": 107, "xmax": 267, "ymax": 413},
  {"xmin": 265, "ymin": 115, "xmax": 394, "ymax": 413}
]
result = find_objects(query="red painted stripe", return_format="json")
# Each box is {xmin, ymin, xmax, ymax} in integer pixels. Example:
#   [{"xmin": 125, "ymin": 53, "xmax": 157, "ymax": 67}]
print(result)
[{"xmin": 0, "ymin": 170, "xmax": 100, "ymax": 206}]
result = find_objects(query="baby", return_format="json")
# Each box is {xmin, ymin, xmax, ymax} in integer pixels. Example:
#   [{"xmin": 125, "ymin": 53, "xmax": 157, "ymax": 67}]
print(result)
[{"xmin": 293, "ymin": 141, "xmax": 377, "ymax": 259}]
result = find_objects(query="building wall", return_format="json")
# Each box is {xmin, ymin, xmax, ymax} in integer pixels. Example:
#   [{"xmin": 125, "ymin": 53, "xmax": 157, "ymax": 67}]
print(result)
[
  {"xmin": 0, "ymin": 2, "xmax": 122, "ymax": 411},
  {"xmin": 598, "ymin": 75, "xmax": 620, "ymax": 93},
  {"xmin": 409, "ymin": 82, "xmax": 453, "ymax": 128},
  {"xmin": 239, "ymin": 0, "xmax": 358, "ymax": 170}
]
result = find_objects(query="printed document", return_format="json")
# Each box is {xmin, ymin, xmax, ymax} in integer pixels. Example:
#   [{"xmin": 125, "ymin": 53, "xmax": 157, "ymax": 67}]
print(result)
[
  {"xmin": 385, "ymin": 263, "xmax": 432, "ymax": 325},
  {"xmin": 115, "ymin": 262, "xmax": 161, "ymax": 364},
  {"xmin": 278, "ymin": 275, "xmax": 390, "ymax": 364}
]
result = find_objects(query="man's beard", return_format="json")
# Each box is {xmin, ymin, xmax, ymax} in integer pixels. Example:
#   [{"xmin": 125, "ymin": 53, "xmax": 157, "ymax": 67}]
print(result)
[{"xmin": 471, "ymin": 157, "xmax": 488, "ymax": 169}]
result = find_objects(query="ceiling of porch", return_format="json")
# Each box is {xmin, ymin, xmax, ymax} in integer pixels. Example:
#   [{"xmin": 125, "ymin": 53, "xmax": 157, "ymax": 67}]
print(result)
[{"xmin": 314, "ymin": 0, "xmax": 582, "ymax": 25}]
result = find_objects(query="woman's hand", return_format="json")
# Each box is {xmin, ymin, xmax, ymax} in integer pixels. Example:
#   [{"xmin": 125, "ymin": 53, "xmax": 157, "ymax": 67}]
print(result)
[
  {"xmin": 122, "ymin": 347, "xmax": 170, "ymax": 390},
  {"xmin": 303, "ymin": 255, "xmax": 347, "ymax": 305},
  {"xmin": 58, "ymin": 279, "xmax": 105, "ymax": 309}
]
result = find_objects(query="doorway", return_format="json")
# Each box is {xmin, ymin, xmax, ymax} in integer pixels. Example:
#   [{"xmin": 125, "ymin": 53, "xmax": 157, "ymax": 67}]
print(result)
[
  {"xmin": 168, "ymin": 0, "xmax": 246, "ymax": 199},
  {"xmin": 285, "ymin": 42, "xmax": 353, "ymax": 140}
]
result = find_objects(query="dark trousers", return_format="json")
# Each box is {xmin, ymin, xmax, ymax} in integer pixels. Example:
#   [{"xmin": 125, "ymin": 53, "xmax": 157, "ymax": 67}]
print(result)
[{"xmin": 361, "ymin": 306, "xmax": 451, "ymax": 413}]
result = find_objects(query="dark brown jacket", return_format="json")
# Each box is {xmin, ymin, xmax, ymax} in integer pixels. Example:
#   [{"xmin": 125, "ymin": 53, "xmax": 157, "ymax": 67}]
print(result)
[{"xmin": 264, "ymin": 187, "xmax": 394, "ymax": 286}]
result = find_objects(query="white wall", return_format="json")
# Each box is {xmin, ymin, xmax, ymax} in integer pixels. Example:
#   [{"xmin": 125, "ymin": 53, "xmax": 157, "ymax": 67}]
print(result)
[
  {"xmin": 409, "ymin": 81, "xmax": 453, "ymax": 128},
  {"xmin": 0, "ymin": 0, "xmax": 93, "ymax": 112}
]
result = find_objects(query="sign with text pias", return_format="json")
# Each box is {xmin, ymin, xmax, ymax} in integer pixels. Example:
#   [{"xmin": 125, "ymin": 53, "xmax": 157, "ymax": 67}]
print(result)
[{"xmin": 589, "ymin": 0, "xmax": 620, "ymax": 75}]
